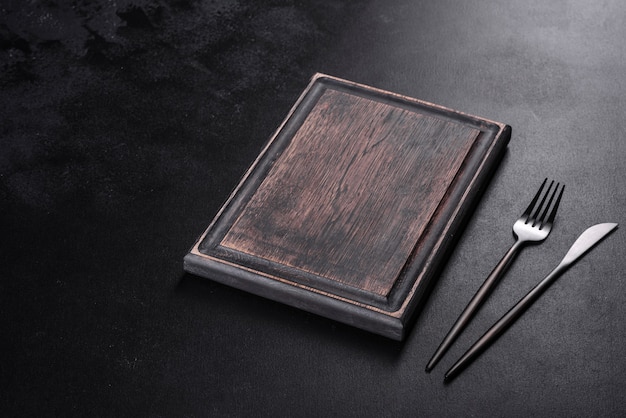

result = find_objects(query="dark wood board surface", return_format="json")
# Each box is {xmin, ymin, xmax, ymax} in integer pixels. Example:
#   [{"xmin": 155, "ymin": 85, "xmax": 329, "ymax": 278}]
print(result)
[{"xmin": 185, "ymin": 74, "xmax": 511, "ymax": 340}]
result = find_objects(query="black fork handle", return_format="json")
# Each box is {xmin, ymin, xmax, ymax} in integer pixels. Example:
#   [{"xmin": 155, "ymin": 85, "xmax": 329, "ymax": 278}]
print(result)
[{"xmin": 425, "ymin": 239, "xmax": 525, "ymax": 372}]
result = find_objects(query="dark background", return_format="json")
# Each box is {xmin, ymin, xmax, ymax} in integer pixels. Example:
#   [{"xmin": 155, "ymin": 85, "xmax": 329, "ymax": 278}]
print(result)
[{"xmin": 2, "ymin": 0, "xmax": 625, "ymax": 416}]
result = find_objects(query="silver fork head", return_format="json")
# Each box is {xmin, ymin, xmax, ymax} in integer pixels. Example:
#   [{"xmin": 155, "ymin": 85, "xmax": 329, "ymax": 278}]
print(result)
[{"xmin": 513, "ymin": 178, "xmax": 565, "ymax": 242}]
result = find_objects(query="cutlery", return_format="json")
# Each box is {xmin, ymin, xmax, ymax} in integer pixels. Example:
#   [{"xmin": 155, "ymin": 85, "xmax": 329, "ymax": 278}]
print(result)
[
  {"xmin": 444, "ymin": 222, "xmax": 618, "ymax": 382},
  {"xmin": 426, "ymin": 179, "xmax": 565, "ymax": 372}
]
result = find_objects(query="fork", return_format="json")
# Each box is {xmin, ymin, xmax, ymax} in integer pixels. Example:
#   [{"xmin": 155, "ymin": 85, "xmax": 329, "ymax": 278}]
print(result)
[{"xmin": 425, "ymin": 178, "xmax": 565, "ymax": 372}]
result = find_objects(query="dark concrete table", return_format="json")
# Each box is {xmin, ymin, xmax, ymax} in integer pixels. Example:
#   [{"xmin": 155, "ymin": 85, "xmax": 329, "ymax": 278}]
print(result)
[{"xmin": 2, "ymin": 1, "xmax": 624, "ymax": 416}]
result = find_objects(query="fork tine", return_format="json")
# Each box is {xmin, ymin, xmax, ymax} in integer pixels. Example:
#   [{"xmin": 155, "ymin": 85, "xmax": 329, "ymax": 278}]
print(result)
[
  {"xmin": 536, "ymin": 182, "xmax": 559, "ymax": 227},
  {"xmin": 543, "ymin": 183, "xmax": 564, "ymax": 227},
  {"xmin": 530, "ymin": 180, "xmax": 555, "ymax": 226},
  {"xmin": 522, "ymin": 178, "xmax": 547, "ymax": 221}
]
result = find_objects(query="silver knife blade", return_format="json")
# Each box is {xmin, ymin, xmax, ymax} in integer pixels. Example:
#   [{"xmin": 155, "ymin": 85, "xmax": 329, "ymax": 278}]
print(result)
[{"xmin": 559, "ymin": 222, "xmax": 618, "ymax": 267}]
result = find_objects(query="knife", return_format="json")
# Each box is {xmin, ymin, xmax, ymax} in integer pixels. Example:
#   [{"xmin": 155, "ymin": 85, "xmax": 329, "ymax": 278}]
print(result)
[{"xmin": 444, "ymin": 222, "xmax": 618, "ymax": 382}]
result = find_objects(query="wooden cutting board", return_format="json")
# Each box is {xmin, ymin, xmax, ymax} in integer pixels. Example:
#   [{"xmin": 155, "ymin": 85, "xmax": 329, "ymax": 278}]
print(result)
[{"xmin": 184, "ymin": 74, "xmax": 511, "ymax": 340}]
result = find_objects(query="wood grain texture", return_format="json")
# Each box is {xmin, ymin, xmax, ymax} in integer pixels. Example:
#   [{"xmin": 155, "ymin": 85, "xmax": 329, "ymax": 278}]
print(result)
[
  {"xmin": 185, "ymin": 74, "xmax": 511, "ymax": 339},
  {"xmin": 220, "ymin": 88, "xmax": 480, "ymax": 297}
]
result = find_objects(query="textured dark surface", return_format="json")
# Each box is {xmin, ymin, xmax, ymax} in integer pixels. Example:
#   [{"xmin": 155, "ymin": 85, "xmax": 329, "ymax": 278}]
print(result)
[{"xmin": 1, "ymin": 0, "xmax": 625, "ymax": 416}]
